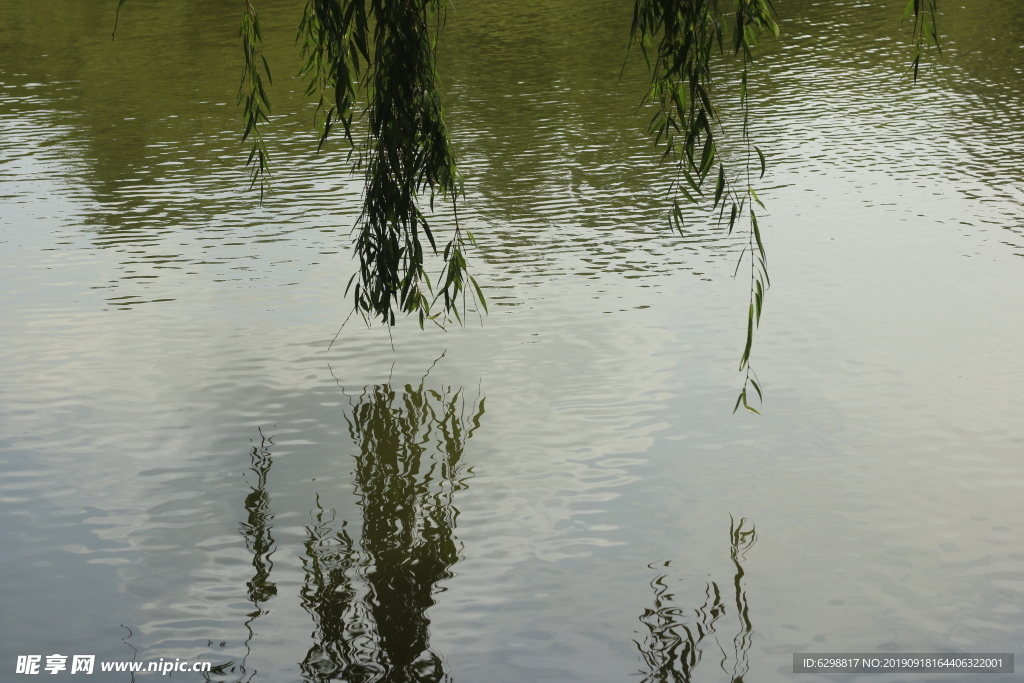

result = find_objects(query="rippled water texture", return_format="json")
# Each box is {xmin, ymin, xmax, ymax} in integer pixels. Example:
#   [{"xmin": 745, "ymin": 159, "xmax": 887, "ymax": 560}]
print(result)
[{"xmin": 2, "ymin": 1, "xmax": 1023, "ymax": 681}]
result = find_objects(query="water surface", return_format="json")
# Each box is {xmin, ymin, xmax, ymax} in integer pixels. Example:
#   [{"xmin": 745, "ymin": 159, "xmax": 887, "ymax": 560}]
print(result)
[{"xmin": 2, "ymin": 1, "xmax": 1023, "ymax": 681}]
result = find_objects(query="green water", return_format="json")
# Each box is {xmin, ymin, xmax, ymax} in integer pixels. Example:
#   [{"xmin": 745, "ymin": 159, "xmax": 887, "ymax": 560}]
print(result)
[{"xmin": 2, "ymin": 1, "xmax": 1023, "ymax": 681}]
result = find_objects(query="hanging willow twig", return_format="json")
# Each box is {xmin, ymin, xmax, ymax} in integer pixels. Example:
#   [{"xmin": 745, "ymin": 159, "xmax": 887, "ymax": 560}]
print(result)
[
  {"xmin": 294, "ymin": 0, "xmax": 484, "ymax": 328},
  {"xmin": 630, "ymin": 0, "xmax": 940, "ymax": 413},
  {"xmin": 239, "ymin": 0, "xmax": 272, "ymax": 200},
  {"xmin": 904, "ymin": 0, "xmax": 941, "ymax": 82},
  {"xmin": 630, "ymin": 0, "xmax": 777, "ymax": 413}
]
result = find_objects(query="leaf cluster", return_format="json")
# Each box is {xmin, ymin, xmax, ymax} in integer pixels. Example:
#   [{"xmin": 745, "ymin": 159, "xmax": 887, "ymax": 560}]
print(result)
[{"xmin": 295, "ymin": 0, "xmax": 484, "ymax": 328}]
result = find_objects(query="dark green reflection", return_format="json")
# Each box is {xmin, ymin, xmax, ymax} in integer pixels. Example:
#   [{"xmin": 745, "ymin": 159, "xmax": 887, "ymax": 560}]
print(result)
[
  {"xmin": 636, "ymin": 517, "xmax": 756, "ymax": 683},
  {"xmin": 223, "ymin": 429, "xmax": 279, "ymax": 682},
  {"xmin": 300, "ymin": 375, "xmax": 485, "ymax": 683},
  {"xmin": 242, "ymin": 428, "xmax": 278, "ymax": 605}
]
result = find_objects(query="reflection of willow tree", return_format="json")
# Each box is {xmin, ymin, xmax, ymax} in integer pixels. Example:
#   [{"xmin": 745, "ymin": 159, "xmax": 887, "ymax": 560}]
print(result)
[
  {"xmin": 225, "ymin": 429, "xmax": 278, "ymax": 683},
  {"xmin": 636, "ymin": 517, "xmax": 756, "ymax": 683},
  {"xmin": 300, "ymin": 377, "xmax": 485, "ymax": 683}
]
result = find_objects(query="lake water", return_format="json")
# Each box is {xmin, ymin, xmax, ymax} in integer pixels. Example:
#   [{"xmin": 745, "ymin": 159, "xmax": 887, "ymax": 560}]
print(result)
[{"xmin": 2, "ymin": 0, "xmax": 1023, "ymax": 681}]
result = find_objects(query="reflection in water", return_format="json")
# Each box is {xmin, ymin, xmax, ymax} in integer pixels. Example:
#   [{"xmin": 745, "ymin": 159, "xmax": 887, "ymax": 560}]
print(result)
[
  {"xmin": 242, "ymin": 429, "xmax": 278, "ymax": 605},
  {"xmin": 224, "ymin": 429, "xmax": 279, "ymax": 682},
  {"xmin": 636, "ymin": 518, "xmax": 756, "ymax": 683},
  {"xmin": 300, "ymin": 373, "xmax": 485, "ymax": 682},
  {"xmin": 226, "ymin": 377, "xmax": 759, "ymax": 682}
]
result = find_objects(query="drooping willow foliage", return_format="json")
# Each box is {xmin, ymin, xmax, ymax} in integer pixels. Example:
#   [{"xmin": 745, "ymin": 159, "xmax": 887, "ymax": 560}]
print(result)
[
  {"xmin": 906, "ymin": 0, "xmax": 941, "ymax": 81},
  {"xmin": 629, "ymin": 0, "xmax": 777, "ymax": 413},
  {"xmin": 232, "ymin": 0, "xmax": 940, "ymax": 409},
  {"xmin": 240, "ymin": 0, "xmax": 482, "ymax": 329},
  {"xmin": 625, "ymin": 0, "xmax": 938, "ymax": 411},
  {"xmin": 239, "ymin": 0, "xmax": 272, "ymax": 200}
]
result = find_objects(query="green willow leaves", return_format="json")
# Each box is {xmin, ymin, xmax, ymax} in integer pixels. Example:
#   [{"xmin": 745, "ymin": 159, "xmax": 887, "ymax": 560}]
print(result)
[
  {"xmin": 231, "ymin": 0, "xmax": 942, "ymax": 407},
  {"xmin": 108, "ymin": 2, "xmax": 945, "ymax": 409},
  {"xmin": 300, "ymin": 0, "xmax": 483, "ymax": 328},
  {"xmin": 239, "ymin": 0, "xmax": 483, "ymax": 328},
  {"xmin": 630, "ymin": 0, "xmax": 778, "ymax": 413},
  {"xmin": 239, "ymin": 0, "xmax": 272, "ymax": 199},
  {"xmin": 629, "ymin": 0, "xmax": 939, "ymax": 412},
  {"xmin": 905, "ymin": 0, "xmax": 941, "ymax": 81}
]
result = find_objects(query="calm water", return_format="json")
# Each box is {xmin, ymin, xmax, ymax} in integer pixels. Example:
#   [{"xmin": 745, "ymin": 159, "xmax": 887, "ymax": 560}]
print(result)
[{"xmin": 2, "ymin": 0, "xmax": 1023, "ymax": 681}]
